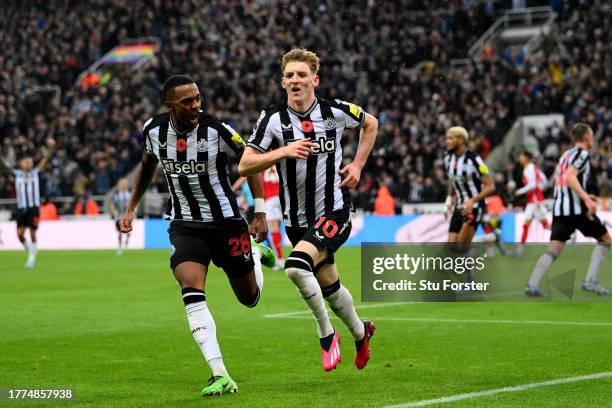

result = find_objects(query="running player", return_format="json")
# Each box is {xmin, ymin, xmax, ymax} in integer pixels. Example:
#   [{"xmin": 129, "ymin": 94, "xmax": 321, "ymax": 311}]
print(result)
[
  {"xmin": 239, "ymin": 49, "xmax": 378, "ymax": 371},
  {"xmin": 443, "ymin": 127, "xmax": 495, "ymax": 244},
  {"xmin": 525, "ymin": 124, "xmax": 610, "ymax": 296},
  {"xmin": 515, "ymin": 151, "xmax": 549, "ymax": 249},
  {"xmin": 120, "ymin": 75, "xmax": 275, "ymax": 396}
]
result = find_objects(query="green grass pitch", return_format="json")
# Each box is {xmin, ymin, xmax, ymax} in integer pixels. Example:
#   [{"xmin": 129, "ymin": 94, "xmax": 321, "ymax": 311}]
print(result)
[{"xmin": 1, "ymin": 247, "xmax": 611, "ymax": 407}]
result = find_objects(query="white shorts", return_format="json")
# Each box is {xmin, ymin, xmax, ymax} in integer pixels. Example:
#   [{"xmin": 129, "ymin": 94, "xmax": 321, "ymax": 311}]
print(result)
[
  {"xmin": 265, "ymin": 196, "xmax": 282, "ymax": 221},
  {"xmin": 525, "ymin": 202, "xmax": 547, "ymax": 221}
]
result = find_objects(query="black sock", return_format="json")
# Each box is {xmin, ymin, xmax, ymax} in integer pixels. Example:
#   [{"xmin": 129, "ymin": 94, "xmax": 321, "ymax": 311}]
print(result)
[{"xmin": 319, "ymin": 330, "xmax": 335, "ymax": 351}]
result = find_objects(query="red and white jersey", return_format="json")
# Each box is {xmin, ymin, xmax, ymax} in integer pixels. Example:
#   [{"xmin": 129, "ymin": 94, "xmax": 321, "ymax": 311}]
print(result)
[
  {"xmin": 262, "ymin": 167, "xmax": 280, "ymax": 200},
  {"xmin": 516, "ymin": 162, "xmax": 547, "ymax": 203}
]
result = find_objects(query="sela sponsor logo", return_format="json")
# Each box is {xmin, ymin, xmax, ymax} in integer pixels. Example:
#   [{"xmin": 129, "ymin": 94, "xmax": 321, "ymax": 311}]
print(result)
[
  {"xmin": 161, "ymin": 158, "xmax": 208, "ymax": 175},
  {"xmin": 286, "ymin": 137, "xmax": 336, "ymax": 154}
]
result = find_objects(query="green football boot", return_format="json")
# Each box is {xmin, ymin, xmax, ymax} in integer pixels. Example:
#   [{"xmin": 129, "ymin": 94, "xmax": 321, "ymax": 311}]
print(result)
[
  {"xmin": 201, "ymin": 375, "xmax": 237, "ymax": 396},
  {"xmin": 251, "ymin": 238, "xmax": 276, "ymax": 268}
]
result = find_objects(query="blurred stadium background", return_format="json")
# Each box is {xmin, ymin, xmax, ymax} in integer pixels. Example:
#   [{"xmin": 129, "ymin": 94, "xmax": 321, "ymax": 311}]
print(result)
[{"xmin": 0, "ymin": 0, "xmax": 610, "ymax": 246}]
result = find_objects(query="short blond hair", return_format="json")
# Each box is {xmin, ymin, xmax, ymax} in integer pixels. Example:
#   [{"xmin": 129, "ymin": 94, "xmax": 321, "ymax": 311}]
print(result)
[
  {"xmin": 447, "ymin": 126, "xmax": 470, "ymax": 143},
  {"xmin": 281, "ymin": 49, "xmax": 320, "ymax": 74}
]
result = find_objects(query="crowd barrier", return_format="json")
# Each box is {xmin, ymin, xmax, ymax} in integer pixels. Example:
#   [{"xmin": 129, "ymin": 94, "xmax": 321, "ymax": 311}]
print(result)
[{"xmin": 1, "ymin": 213, "xmax": 610, "ymax": 250}]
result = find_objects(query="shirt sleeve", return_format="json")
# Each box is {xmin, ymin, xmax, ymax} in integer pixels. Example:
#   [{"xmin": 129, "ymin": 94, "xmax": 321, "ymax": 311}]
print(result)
[
  {"xmin": 333, "ymin": 99, "xmax": 366, "ymax": 129},
  {"xmin": 143, "ymin": 118, "xmax": 154, "ymax": 154},
  {"xmin": 516, "ymin": 165, "xmax": 536, "ymax": 195},
  {"xmin": 570, "ymin": 149, "xmax": 590, "ymax": 173},
  {"xmin": 247, "ymin": 110, "xmax": 280, "ymax": 153},
  {"xmin": 472, "ymin": 154, "xmax": 489, "ymax": 177},
  {"xmin": 218, "ymin": 122, "xmax": 246, "ymax": 158}
]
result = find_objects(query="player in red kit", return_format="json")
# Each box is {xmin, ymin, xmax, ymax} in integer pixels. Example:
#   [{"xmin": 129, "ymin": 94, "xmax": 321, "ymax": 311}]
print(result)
[
  {"xmin": 515, "ymin": 151, "xmax": 549, "ymax": 248},
  {"xmin": 262, "ymin": 167, "xmax": 285, "ymax": 269},
  {"xmin": 233, "ymin": 167, "xmax": 285, "ymax": 269}
]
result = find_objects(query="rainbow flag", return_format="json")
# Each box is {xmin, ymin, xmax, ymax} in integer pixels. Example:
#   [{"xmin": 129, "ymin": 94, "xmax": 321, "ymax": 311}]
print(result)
[{"xmin": 101, "ymin": 43, "xmax": 157, "ymax": 65}]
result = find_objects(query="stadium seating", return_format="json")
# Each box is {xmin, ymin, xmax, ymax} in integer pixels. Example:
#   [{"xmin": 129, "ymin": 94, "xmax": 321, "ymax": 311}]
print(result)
[{"xmin": 0, "ymin": 1, "xmax": 609, "ymax": 213}]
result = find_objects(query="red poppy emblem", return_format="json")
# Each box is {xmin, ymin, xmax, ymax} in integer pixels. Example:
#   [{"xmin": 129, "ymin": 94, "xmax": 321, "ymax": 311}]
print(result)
[
  {"xmin": 301, "ymin": 120, "xmax": 314, "ymax": 133},
  {"xmin": 176, "ymin": 139, "xmax": 187, "ymax": 152}
]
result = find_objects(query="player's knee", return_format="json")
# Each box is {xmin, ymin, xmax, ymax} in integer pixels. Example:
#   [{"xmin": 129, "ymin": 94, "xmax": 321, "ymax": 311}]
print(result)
[
  {"xmin": 285, "ymin": 251, "xmax": 315, "ymax": 280},
  {"xmin": 238, "ymin": 288, "xmax": 260, "ymax": 308}
]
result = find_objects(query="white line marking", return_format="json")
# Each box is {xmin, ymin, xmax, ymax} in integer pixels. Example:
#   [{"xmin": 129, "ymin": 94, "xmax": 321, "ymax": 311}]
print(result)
[
  {"xmin": 383, "ymin": 371, "xmax": 612, "ymax": 408},
  {"xmin": 265, "ymin": 314, "xmax": 612, "ymax": 327},
  {"xmin": 264, "ymin": 302, "xmax": 409, "ymax": 318}
]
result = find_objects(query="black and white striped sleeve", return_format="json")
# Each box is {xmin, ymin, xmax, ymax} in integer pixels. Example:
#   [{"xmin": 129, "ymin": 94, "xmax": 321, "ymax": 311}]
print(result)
[
  {"xmin": 569, "ymin": 149, "xmax": 589, "ymax": 172},
  {"xmin": 333, "ymin": 99, "xmax": 366, "ymax": 129},
  {"xmin": 247, "ymin": 110, "xmax": 280, "ymax": 153},
  {"xmin": 472, "ymin": 154, "xmax": 489, "ymax": 177},
  {"xmin": 218, "ymin": 122, "xmax": 246, "ymax": 158},
  {"xmin": 142, "ymin": 117, "xmax": 154, "ymax": 154}
]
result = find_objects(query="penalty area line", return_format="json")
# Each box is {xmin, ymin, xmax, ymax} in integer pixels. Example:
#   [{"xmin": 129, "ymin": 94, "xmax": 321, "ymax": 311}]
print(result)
[{"xmin": 383, "ymin": 371, "xmax": 612, "ymax": 408}]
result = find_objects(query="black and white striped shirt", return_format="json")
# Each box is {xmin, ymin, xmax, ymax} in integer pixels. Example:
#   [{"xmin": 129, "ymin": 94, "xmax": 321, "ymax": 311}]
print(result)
[
  {"xmin": 113, "ymin": 190, "xmax": 131, "ymax": 221},
  {"xmin": 143, "ymin": 111, "xmax": 244, "ymax": 222},
  {"xmin": 247, "ymin": 98, "xmax": 365, "ymax": 228},
  {"xmin": 444, "ymin": 151, "xmax": 489, "ymax": 208},
  {"xmin": 552, "ymin": 146, "xmax": 590, "ymax": 216},
  {"xmin": 13, "ymin": 168, "xmax": 40, "ymax": 209}
]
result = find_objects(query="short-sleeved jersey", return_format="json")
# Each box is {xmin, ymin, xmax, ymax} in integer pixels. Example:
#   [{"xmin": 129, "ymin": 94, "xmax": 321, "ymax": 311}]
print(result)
[
  {"xmin": 552, "ymin": 146, "xmax": 591, "ymax": 216},
  {"xmin": 143, "ymin": 111, "xmax": 245, "ymax": 222},
  {"xmin": 112, "ymin": 190, "xmax": 132, "ymax": 221},
  {"xmin": 262, "ymin": 167, "xmax": 280, "ymax": 200},
  {"xmin": 516, "ymin": 162, "xmax": 546, "ymax": 203},
  {"xmin": 13, "ymin": 168, "xmax": 40, "ymax": 209},
  {"xmin": 444, "ymin": 150, "xmax": 489, "ymax": 208},
  {"xmin": 247, "ymin": 98, "xmax": 365, "ymax": 228}
]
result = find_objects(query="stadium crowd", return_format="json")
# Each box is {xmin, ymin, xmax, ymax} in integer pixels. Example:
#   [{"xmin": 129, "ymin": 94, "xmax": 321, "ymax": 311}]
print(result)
[{"xmin": 0, "ymin": 0, "xmax": 609, "ymax": 215}]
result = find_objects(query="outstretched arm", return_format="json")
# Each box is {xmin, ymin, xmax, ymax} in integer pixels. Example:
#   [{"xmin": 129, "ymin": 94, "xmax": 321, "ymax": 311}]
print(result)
[
  {"xmin": 339, "ymin": 112, "xmax": 378, "ymax": 188},
  {"xmin": 120, "ymin": 153, "xmax": 159, "ymax": 232},
  {"xmin": 38, "ymin": 138, "xmax": 56, "ymax": 171}
]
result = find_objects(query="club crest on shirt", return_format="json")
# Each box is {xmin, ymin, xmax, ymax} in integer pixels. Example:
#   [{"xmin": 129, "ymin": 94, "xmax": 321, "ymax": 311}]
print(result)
[
  {"xmin": 323, "ymin": 117, "xmax": 336, "ymax": 131},
  {"xmin": 197, "ymin": 139, "xmax": 208, "ymax": 152}
]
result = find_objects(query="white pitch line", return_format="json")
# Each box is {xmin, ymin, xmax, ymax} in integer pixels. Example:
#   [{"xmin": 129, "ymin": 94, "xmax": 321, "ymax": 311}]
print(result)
[
  {"xmin": 383, "ymin": 371, "xmax": 612, "ymax": 408},
  {"xmin": 263, "ymin": 302, "xmax": 410, "ymax": 318},
  {"xmin": 265, "ymin": 314, "xmax": 612, "ymax": 327}
]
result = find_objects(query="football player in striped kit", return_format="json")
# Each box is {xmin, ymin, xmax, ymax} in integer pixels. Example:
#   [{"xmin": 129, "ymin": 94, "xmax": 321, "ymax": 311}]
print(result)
[
  {"xmin": 110, "ymin": 178, "xmax": 132, "ymax": 255},
  {"xmin": 525, "ymin": 124, "xmax": 610, "ymax": 296},
  {"xmin": 239, "ymin": 49, "xmax": 379, "ymax": 372},
  {"xmin": 0, "ymin": 138, "xmax": 55, "ymax": 268},
  {"xmin": 120, "ymin": 75, "xmax": 275, "ymax": 396},
  {"xmin": 443, "ymin": 127, "xmax": 495, "ymax": 244}
]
